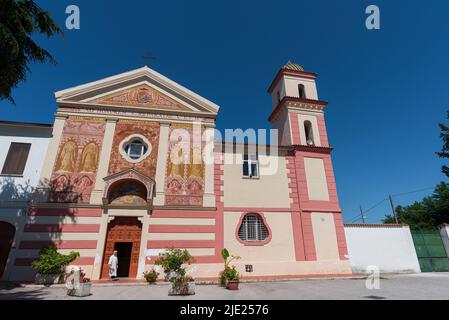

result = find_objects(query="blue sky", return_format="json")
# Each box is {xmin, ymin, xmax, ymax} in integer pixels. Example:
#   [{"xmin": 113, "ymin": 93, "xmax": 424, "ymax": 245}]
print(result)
[{"xmin": 1, "ymin": 0, "xmax": 448, "ymax": 223}]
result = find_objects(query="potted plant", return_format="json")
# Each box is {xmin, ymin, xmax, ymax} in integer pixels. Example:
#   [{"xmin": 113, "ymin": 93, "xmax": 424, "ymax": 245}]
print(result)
[
  {"xmin": 66, "ymin": 267, "xmax": 92, "ymax": 297},
  {"xmin": 31, "ymin": 245, "xmax": 80, "ymax": 285},
  {"xmin": 155, "ymin": 247, "xmax": 193, "ymax": 281},
  {"xmin": 219, "ymin": 248, "xmax": 241, "ymax": 289},
  {"xmin": 143, "ymin": 268, "xmax": 159, "ymax": 284},
  {"xmin": 225, "ymin": 266, "xmax": 240, "ymax": 290},
  {"xmin": 155, "ymin": 248, "xmax": 195, "ymax": 295},
  {"xmin": 168, "ymin": 267, "xmax": 195, "ymax": 296}
]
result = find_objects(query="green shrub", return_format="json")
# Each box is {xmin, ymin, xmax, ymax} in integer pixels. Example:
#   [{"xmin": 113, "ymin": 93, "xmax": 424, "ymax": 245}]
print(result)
[
  {"xmin": 31, "ymin": 245, "xmax": 80, "ymax": 275},
  {"xmin": 143, "ymin": 269, "xmax": 159, "ymax": 284},
  {"xmin": 155, "ymin": 247, "xmax": 193, "ymax": 274}
]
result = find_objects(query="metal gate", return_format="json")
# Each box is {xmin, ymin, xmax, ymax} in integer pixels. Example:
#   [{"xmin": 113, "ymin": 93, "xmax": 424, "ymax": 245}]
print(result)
[{"xmin": 411, "ymin": 230, "xmax": 449, "ymax": 272}]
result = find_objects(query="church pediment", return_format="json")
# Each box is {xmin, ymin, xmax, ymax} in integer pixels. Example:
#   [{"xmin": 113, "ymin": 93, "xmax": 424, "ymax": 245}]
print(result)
[
  {"xmin": 90, "ymin": 84, "xmax": 191, "ymax": 111},
  {"xmin": 54, "ymin": 66, "xmax": 219, "ymax": 116}
]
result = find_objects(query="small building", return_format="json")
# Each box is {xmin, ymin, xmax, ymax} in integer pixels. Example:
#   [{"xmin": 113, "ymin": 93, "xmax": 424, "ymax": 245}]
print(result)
[
  {"xmin": 0, "ymin": 121, "xmax": 52, "ymax": 280},
  {"xmin": 0, "ymin": 62, "xmax": 352, "ymax": 282}
]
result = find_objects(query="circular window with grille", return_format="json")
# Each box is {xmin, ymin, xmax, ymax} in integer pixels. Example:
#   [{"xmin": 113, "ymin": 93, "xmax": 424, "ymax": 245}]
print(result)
[{"xmin": 119, "ymin": 134, "xmax": 152, "ymax": 163}]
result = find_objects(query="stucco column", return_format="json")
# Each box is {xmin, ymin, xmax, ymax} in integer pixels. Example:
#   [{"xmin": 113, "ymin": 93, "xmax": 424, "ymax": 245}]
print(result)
[
  {"xmin": 91, "ymin": 213, "xmax": 109, "ymax": 280},
  {"xmin": 153, "ymin": 122, "xmax": 170, "ymax": 206},
  {"xmin": 33, "ymin": 115, "xmax": 67, "ymax": 201},
  {"xmin": 90, "ymin": 118, "xmax": 117, "ymax": 204},
  {"xmin": 136, "ymin": 215, "xmax": 150, "ymax": 279},
  {"xmin": 203, "ymin": 126, "xmax": 215, "ymax": 207}
]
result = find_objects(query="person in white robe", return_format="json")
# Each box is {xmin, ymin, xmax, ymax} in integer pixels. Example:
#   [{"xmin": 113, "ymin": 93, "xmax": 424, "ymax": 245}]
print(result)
[{"xmin": 108, "ymin": 250, "xmax": 118, "ymax": 280}]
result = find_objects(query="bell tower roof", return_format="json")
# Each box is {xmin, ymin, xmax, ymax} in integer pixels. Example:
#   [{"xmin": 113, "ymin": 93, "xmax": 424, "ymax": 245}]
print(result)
[{"xmin": 282, "ymin": 60, "xmax": 305, "ymax": 72}]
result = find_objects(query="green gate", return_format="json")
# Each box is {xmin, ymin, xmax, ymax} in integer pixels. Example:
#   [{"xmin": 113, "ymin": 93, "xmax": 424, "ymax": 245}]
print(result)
[{"xmin": 411, "ymin": 230, "xmax": 449, "ymax": 272}]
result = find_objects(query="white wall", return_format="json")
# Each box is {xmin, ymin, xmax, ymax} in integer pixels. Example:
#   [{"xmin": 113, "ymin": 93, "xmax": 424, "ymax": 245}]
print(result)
[
  {"xmin": 0, "ymin": 125, "xmax": 52, "ymax": 203},
  {"xmin": 344, "ymin": 225, "xmax": 421, "ymax": 274},
  {"xmin": 440, "ymin": 225, "xmax": 449, "ymax": 258},
  {"xmin": 0, "ymin": 123, "xmax": 52, "ymax": 281}
]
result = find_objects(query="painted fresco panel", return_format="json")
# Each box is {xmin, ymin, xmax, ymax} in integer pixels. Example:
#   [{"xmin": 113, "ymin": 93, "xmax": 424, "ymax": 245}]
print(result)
[
  {"xmin": 50, "ymin": 117, "xmax": 106, "ymax": 203},
  {"xmin": 165, "ymin": 124, "xmax": 205, "ymax": 206}
]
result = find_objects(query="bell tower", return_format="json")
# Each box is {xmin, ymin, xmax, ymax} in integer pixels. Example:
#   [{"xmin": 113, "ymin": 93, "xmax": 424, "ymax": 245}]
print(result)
[
  {"xmin": 267, "ymin": 61, "xmax": 348, "ymax": 263},
  {"xmin": 268, "ymin": 61, "xmax": 328, "ymax": 147}
]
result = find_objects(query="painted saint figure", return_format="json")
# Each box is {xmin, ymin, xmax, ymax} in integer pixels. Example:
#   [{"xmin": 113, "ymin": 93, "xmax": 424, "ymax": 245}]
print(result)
[
  {"xmin": 79, "ymin": 142, "xmax": 98, "ymax": 173},
  {"xmin": 168, "ymin": 146, "xmax": 185, "ymax": 178},
  {"xmin": 56, "ymin": 140, "xmax": 77, "ymax": 172},
  {"xmin": 188, "ymin": 148, "xmax": 204, "ymax": 179},
  {"xmin": 108, "ymin": 250, "xmax": 118, "ymax": 281}
]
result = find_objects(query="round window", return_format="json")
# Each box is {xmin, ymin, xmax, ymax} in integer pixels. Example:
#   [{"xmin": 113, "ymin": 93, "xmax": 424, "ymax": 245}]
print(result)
[{"xmin": 124, "ymin": 139, "xmax": 148, "ymax": 160}]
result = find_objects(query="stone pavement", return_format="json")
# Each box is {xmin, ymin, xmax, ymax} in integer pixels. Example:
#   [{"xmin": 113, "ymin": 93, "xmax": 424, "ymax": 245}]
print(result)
[{"xmin": 1, "ymin": 273, "xmax": 449, "ymax": 300}]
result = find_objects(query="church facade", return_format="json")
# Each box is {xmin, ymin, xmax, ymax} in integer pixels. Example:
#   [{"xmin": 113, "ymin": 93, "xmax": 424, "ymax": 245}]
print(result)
[{"xmin": 3, "ymin": 62, "xmax": 351, "ymax": 281}]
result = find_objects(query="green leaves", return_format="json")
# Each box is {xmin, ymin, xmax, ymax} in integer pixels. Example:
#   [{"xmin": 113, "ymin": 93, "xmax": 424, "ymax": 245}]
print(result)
[
  {"xmin": 31, "ymin": 245, "xmax": 79, "ymax": 275},
  {"xmin": 154, "ymin": 247, "xmax": 193, "ymax": 273},
  {"xmin": 0, "ymin": 0, "xmax": 62, "ymax": 103},
  {"xmin": 384, "ymin": 182, "xmax": 449, "ymax": 230},
  {"xmin": 436, "ymin": 111, "xmax": 449, "ymax": 177},
  {"xmin": 221, "ymin": 248, "xmax": 229, "ymax": 261}
]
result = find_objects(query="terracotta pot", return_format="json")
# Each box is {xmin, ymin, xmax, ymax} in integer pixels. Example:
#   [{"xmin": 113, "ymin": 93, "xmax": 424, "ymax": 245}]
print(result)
[{"xmin": 227, "ymin": 280, "xmax": 239, "ymax": 290}]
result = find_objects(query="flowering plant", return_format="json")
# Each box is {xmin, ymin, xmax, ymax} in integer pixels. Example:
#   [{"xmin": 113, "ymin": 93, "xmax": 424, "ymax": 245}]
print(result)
[{"xmin": 65, "ymin": 267, "xmax": 91, "ymax": 294}]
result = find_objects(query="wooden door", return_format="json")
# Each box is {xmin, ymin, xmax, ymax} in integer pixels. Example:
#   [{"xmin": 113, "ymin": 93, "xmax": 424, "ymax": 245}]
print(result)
[
  {"xmin": 101, "ymin": 217, "xmax": 142, "ymax": 279},
  {"xmin": 0, "ymin": 222, "xmax": 15, "ymax": 279}
]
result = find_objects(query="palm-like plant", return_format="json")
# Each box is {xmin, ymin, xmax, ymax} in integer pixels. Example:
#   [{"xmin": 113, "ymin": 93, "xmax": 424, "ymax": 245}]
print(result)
[{"xmin": 0, "ymin": 0, "xmax": 62, "ymax": 103}]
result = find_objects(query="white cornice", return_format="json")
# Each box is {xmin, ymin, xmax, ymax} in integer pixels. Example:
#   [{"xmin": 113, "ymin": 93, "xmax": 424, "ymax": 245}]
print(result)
[{"xmin": 54, "ymin": 66, "xmax": 220, "ymax": 114}]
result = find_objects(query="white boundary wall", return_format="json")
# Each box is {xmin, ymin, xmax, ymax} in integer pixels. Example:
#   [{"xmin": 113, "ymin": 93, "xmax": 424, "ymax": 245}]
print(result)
[
  {"xmin": 344, "ymin": 224, "xmax": 421, "ymax": 274},
  {"xmin": 440, "ymin": 224, "xmax": 449, "ymax": 258}
]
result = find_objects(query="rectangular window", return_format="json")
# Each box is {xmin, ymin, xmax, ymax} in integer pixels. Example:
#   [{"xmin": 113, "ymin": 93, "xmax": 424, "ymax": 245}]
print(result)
[
  {"xmin": 242, "ymin": 154, "xmax": 259, "ymax": 178},
  {"xmin": 1, "ymin": 142, "xmax": 31, "ymax": 176}
]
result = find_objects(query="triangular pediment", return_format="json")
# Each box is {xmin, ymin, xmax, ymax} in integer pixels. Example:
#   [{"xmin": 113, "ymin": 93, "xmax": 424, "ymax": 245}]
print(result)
[
  {"xmin": 54, "ymin": 66, "xmax": 220, "ymax": 116},
  {"xmin": 90, "ymin": 84, "xmax": 191, "ymax": 111}
]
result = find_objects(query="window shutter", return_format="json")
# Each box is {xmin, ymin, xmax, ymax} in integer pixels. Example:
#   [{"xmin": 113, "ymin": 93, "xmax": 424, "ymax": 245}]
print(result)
[{"xmin": 1, "ymin": 143, "xmax": 31, "ymax": 175}]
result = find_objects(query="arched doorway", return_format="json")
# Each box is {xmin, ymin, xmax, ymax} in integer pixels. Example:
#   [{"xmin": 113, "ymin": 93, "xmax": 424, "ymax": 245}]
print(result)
[
  {"xmin": 100, "ymin": 217, "xmax": 142, "ymax": 279},
  {"xmin": 0, "ymin": 221, "xmax": 15, "ymax": 279}
]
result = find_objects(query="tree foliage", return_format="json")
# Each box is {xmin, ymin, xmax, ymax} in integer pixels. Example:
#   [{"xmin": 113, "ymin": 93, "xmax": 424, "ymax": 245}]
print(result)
[
  {"xmin": 0, "ymin": 0, "xmax": 62, "ymax": 103},
  {"xmin": 383, "ymin": 182, "xmax": 449, "ymax": 230},
  {"xmin": 31, "ymin": 245, "xmax": 79, "ymax": 274},
  {"xmin": 436, "ymin": 111, "xmax": 449, "ymax": 178}
]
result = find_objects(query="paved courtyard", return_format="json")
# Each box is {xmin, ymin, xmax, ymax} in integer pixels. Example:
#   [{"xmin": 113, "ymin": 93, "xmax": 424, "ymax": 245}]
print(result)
[{"xmin": 1, "ymin": 273, "xmax": 449, "ymax": 300}]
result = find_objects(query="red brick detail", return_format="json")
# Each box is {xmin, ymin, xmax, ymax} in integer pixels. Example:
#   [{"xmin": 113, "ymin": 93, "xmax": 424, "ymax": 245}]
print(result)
[
  {"xmin": 151, "ymin": 210, "xmax": 216, "ymax": 218},
  {"xmin": 23, "ymin": 224, "xmax": 100, "ymax": 233},
  {"xmin": 28, "ymin": 207, "xmax": 102, "ymax": 217},
  {"xmin": 19, "ymin": 240, "xmax": 97, "ymax": 250},
  {"xmin": 301, "ymin": 212, "xmax": 317, "ymax": 261},
  {"xmin": 147, "ymin": 240, "xmax": 216, "ymax": 249},
  {"xmin": 15, "ymin": 257, "xmax": 95, "ymax": 266},
  {"xmin": 316, "ymin": 115, "xmax": 329, "ymax": 148},
  {"xmin": 148, "ymin": 225, "xmax": 215, "ymax": 233},
  {"xmin": 289, "ymin": 112, "xmax": 301, "ymax": 145},
  {"xmin": 333, "ymin": 213, "xmax": 349, "ymax": 260},
  {"xmin": 146, "ymin": 255, "xmax": 219, "ymax": 264}
]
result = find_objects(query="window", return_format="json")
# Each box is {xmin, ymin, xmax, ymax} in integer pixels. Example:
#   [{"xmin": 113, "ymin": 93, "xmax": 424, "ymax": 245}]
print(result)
[
  {"xmin": 1, "ymin": 142, "xmax": 31, "ymax": 176},
  {"xmin": 238, "ymin": 214, "xmax": 268, "ymax": 242},
  {"xmin": 304, "ymin": 121, "xmax": 314, "ymax": 146},
  {"xmin": 298, "ymin": 84, "xmax": 305, "ymax": 99},
  {"xmin": 124, "ymin": 139, "xmax": 148, "ymax": 160},
  {"xmin": 242, "ymin": 154, "xmax": 258, "ymax": 178}
]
